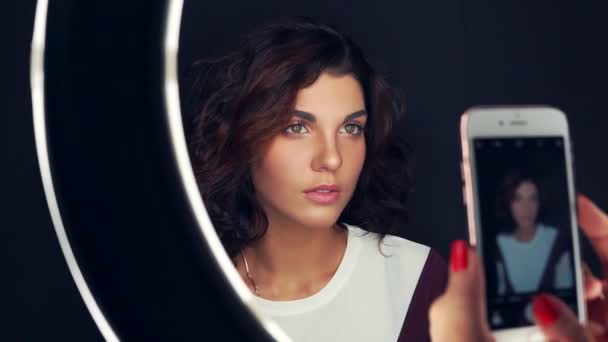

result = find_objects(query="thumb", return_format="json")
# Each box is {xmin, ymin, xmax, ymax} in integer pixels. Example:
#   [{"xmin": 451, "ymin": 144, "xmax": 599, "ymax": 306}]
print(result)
[
  {"xmin": 429, "ymin": 240, "xmax": 492, "ymax": 342},
  {"xmin": 532, "ymin": 294, "xmax": 592, "ymax": 342},
  {"xmin": 447, "ymin": 240, "xmax": 487, "ymax": 317}
]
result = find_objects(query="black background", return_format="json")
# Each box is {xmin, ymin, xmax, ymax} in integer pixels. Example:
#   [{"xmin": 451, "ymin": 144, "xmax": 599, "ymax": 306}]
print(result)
[{"xmin": 3, "ymin": 0, "xmax": 607, "ymax": 340}]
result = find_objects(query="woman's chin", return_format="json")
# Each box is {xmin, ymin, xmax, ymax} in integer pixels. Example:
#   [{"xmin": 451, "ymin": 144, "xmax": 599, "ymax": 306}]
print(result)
[
  {"xmin": 296, "ymin": 213, "xmax": 342, "ymax": 230},
  {"xmin": 273, "ymin": 199, "xmax": 349, "ymax": 229}
]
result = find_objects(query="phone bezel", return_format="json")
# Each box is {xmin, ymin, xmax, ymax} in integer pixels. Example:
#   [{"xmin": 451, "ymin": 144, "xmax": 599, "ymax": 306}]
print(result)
[{"xmin": 460, "ymin": 106, "xmax": 586, "ymax": 341}]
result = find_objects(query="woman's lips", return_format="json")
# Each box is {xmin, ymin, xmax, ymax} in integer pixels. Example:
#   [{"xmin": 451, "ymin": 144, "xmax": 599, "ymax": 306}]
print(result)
[
  {"xmin": 303, "ymin": 190, "xmax": 340, "ymax": 204},
  {"xmin": 303, "ymin": 184, "xmax": 341, "ymax": 204}
]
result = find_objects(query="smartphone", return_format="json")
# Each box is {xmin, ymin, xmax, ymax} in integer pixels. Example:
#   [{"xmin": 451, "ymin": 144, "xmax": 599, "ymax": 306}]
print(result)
[{"xmin": 460, "ymin": 106, "xmax": 586, "ymax": 341}]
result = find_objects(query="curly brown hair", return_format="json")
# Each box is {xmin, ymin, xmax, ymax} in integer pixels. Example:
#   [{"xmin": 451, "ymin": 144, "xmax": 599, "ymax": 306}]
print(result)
[
  {"xmin": 495, "ymin": 168, "xmax": 546, "ymax": 233},
  {"xmin": 186, "ymin": 16, "xmax": 412, "ymax": 260}
]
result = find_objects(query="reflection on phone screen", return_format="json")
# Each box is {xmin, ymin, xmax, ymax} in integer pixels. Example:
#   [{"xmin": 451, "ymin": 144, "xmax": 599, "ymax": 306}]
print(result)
[{"xmin": 474, "ymin": 137, "xmax": 578, "ymax": 329}]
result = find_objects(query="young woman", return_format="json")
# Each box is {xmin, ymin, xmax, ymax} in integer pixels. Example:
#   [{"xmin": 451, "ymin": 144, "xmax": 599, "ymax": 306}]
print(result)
[
  {"xmin": 494, "ymin": 171, "xmax": 573, "ymax": 296},
  {"xmin": 187, "ymin": 16, "xmax": 445, "ymax": 341},
  {"xmin": 187, "ymin": 16, "xmax": 608, "ymax": 342}
]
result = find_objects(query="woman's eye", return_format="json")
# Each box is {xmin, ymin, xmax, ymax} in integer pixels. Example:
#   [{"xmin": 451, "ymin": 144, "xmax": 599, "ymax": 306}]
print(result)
[
  {"xmin": 340, "ymin": 123, "xmax": 364, "ymax": 135},
  {"xmin": 285, "ymin": 123, "xmax": 309, "ymax": 135}
]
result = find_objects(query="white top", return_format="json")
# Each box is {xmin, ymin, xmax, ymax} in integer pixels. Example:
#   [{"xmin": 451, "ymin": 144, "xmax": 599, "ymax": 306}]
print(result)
[
  {"xmin": 252, "ymin": 223, "xmax": 431, "ymax": 342},
  {"xmin": 496, "ymin": 223, "xmax": 573, "ymax": 294}
]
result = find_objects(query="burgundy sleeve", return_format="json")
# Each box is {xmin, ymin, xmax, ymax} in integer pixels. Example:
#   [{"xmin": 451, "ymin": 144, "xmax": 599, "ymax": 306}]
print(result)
[{"xmin": 397, "ymin": 249, "xmax": 448, "ymax": 342}]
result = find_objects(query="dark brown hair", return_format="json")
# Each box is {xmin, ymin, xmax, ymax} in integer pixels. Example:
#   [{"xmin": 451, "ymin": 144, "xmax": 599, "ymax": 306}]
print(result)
[
  {"xmin": 495, "ymin": 168, "xmax": 545, "ymax": 232},
  {"xmin": 187, "ymin": 17, "xmax": 411, "ymax": 259}
]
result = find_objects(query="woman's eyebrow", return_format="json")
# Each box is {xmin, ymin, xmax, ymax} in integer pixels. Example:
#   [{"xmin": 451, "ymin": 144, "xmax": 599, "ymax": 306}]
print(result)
[
  {"xmin": 343, "ymin": 110, "xmax": 367, "ymax": 122},
  {"xmin": 291, "ymin": 110, "xmax": 367, "ymax": 123},
  {"xmin": 291, "ymin": 110, "xmax": 316, "ymax": 122}
]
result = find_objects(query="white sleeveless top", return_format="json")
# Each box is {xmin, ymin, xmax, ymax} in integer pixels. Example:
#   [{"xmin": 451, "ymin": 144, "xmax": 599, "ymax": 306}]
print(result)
[
  {"xmin": 252, "ymin": 223, "xmax": 431, "ymax": 342},
  {"xmin": 496, "ymin": 223, "xmax": 573, "ymax": 294}
]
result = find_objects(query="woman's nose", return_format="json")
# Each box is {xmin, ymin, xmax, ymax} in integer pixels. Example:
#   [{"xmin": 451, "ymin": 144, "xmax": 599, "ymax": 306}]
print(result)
[{"xmin": 312, "ymin": 135, "xmax": 342, "ymax": 172}]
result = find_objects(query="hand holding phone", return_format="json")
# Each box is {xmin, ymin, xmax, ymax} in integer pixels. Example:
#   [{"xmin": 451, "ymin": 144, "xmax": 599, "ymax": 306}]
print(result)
[
  {"xmin": 459, "ymin": 106, "xmax": 587, "ymax": 341},
  {"xmin": 430, "ymin": 194, "xmax": 607, "ymax": 342}
]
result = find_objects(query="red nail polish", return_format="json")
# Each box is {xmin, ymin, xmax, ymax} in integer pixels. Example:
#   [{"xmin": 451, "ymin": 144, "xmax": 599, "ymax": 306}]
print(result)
[
  {"xmin": 450, "ymin": 240, "xmax": 468, "ymax": 271},
  {"xmin": 532, "ymin": 294, "xmax": 560, "ymax": 326}
]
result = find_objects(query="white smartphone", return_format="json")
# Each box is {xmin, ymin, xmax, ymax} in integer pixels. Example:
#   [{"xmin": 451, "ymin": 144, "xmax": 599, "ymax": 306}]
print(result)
[{"xmin": 460, "ymin": 106, "xmax": 586, "ymax": 341}]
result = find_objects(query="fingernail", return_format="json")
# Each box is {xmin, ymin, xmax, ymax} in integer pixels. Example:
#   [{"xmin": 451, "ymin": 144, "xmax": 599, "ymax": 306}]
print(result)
[
  {"xmin": 450, "ymin": 240, "xmax": 468, "ymax": 272},
  {"xmin": 576, "ymin": 193, "xmax": 586, "ymax": 202},
  {"xmin": 577, "ymin": 193, "xmax": 592, "ymax": 205},
  {"xmin": 532, "ymin": 294, "xmax": 560, "ymax": 326}
]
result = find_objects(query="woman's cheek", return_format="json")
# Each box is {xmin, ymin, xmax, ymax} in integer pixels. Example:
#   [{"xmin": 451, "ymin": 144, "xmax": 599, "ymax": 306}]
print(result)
[
  {"xmin": 264, "ymin": 140, "xmax": 311, "ymax": 185},
  {"xmin": 269, "ymin": 145, "xmax": 302, "ymax": 177},
  {"xmin": 345, "ymin": 140, "xmax": 366, "ymax": 179}
]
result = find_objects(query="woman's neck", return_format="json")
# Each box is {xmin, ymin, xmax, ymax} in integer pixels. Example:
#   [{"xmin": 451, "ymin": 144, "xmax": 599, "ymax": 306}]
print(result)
[
  {"xmin": 240, "ymin": 219, "xmax": 348, "ymax": 300},
  {"xmin": 514, "ymin": 223, "xmax": 538, "ymax": 243}
]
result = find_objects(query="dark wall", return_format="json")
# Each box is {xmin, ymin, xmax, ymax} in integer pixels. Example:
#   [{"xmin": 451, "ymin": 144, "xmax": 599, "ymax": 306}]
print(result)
[
  {"xmin": 3, "ymin": 0, "xmax": 607, "ymax": 340},
  {"xmin": 179, "ymin": 0, "xmax": 608, "ymax": 259}
]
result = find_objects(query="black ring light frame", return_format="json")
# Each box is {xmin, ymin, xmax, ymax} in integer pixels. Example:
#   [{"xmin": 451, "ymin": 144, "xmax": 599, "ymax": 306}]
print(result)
[{"xmin": 31, "ymin": 0, "xmax": 289, "ymax": 340}]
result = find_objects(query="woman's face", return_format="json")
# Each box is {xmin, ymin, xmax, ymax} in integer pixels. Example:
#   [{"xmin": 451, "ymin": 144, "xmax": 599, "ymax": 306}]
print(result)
[
  {"xmin": 251, "ymin": 72, "xmax": 367, "ymax": 230},
  {"xmin": 509, "ymin": 180, "xmax": 540, "ymax": 229}
]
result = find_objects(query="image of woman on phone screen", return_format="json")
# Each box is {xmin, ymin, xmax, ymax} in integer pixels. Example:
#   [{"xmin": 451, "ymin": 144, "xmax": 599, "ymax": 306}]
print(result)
[
  {"xmin": 186, "ymin": 16, "xmax": 446, "ymax": 341},
  {"xmin": 495, "ymin": 169, "xmax": 574, "ymax": 296}
]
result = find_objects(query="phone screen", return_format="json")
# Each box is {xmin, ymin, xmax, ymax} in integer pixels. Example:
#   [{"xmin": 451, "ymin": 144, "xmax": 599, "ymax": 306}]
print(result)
[{"xmin": 473, "ymin": 136, "xmax": 578, "ymax": 330}]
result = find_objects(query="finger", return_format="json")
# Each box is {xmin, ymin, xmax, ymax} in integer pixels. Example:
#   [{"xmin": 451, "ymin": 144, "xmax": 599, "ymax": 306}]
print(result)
[
  {"xmin": 448, "ymin": 240, "xmax": 477, "ymax": 292},
  {"xmin": 587, "ymin": 320, "xmax": 606, "ymax": 339},
  {"xmin": 430, "ymin": 240, "xmax": 492, "ymax": 341},
  {"xmin": 448, "ymin": 240, "xmax": 487, "ymax": 318},
  {"xmin": 578, "ymin": 194, "xmax": 608, "ymax": 239},
  {"xmin": 588, "ymin": 297, "xmax": 608, "ymax": 336},
  {"xmin": 577, "ymin": 194, "xmax": 608, "ymax": 276},
  {"xmin": 533, "ymin": 293, "xmax": 593, "ymax": 342},
  {"xmin": 583, "ymin": 263, "xmax": 606, "ymax": 300}
]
